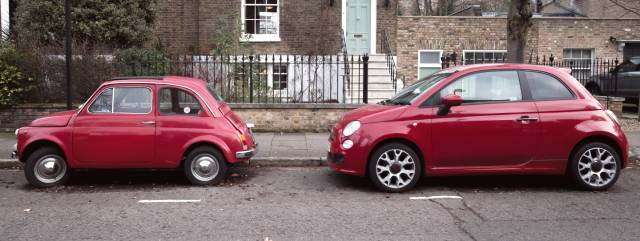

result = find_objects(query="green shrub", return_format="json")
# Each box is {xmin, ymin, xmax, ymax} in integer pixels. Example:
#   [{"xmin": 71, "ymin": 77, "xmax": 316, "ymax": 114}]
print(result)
[
  {"xmin": 0, "ymin": 61, "xmax": 33, "ymax": 108},
  {"xmin": 115, "ymin": 48, "xmax": 168, "ymax": 76}
]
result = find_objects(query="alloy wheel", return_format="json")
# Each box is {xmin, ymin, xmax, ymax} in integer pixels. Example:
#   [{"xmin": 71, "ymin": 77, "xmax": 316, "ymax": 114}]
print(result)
[
  {"xmin": 375, "ymin": 149, "xmax": 416, "ymax": 189},
  {"xmin": 578, "ymin": 147, "xmax": 617, "ymax": 187}
]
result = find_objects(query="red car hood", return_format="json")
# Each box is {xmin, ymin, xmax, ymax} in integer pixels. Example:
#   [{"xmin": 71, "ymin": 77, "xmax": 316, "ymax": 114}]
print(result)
[
  {"xmin": 29, "ymin": 110, "xmax": 78, "ymax": 127},
  {"xmin": 342, "ymin": 104, "xmax": 407, "ymax": 124}
]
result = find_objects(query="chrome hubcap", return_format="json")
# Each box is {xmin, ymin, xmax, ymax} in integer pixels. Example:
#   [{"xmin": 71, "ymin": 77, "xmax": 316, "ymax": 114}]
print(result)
[
  {"xmin": 191, "ymin": 154, "xmax": 219, "ymax": 182},
  {"xmin": 34, "ymin": 155, "xmax": 67, "ymax": 184},
  {"xmin": 578, "ymin": 147, "xmax": 617, "ymax": 187},
  {"xmin": 375, "ymin": 149, "xmax": 416, "ymax": 189}
]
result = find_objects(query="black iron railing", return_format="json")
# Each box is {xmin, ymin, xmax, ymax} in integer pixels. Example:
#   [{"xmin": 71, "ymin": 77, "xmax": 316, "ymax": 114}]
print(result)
[{"xmin": 381, "ymin": 29, "xmax": 401, "ymax": 93}]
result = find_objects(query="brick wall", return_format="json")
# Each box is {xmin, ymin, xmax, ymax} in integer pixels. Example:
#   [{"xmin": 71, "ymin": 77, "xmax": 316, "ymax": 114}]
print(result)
[
  {"xmin": 0, "ymin": 104, "xmax": 68, "ymax": 132},
  {"xmin": 0, "ymin": 104, "xmax": 362, "ymax": 133},
  {"xmin": 376, "ymin": 0, "xmax": 398, "ymax": 54},
  {"xmin": 156, "ymin": 0, "xmax": 343, "ymax": 55},
  {"xmin": 396, "ymin": 16, "xmax": 640, "ymax": 83}
]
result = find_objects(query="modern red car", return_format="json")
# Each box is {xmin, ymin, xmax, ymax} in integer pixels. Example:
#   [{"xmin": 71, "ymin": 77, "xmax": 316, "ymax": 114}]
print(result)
[
  {"xmin": 13, "ymin": 76, "xmax": 256, "ymax": 187},
  {"xmin": 328, "ymin": 64, "xmax": 628, "ymax": 192}
]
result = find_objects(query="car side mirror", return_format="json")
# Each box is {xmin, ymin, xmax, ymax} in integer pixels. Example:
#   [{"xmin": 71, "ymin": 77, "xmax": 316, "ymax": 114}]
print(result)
[{"xmin": 438, "ymin": 94, "xmax": 462, "ymax": 116}]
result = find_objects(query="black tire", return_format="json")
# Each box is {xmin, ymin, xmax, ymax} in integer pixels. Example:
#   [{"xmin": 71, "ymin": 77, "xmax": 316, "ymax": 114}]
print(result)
[
  {"xmin": 183, "ymin": 146, "xmax": 228, "ymax": 185},
  {"xmin": 368, "ymin": 143, "xmax": 422, "ymax": 193},
  {"xmin": 569, "ymin": 142, "xmax": 621, "ymax": 191},
  {"xmin": 24, "ymin": 147, "xmax": 70, "ymax": 188}
]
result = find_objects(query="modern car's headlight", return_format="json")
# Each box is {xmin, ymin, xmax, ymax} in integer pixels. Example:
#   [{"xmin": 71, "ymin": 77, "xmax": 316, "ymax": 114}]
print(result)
[{"xmin": 342, "ymin": 121, "xmax": 361, "ymax": 137}]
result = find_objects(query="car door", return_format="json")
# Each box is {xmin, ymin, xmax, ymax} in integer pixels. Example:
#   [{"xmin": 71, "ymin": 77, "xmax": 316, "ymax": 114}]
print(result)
[
  {"xmin": 73, "ymin": 85, "xmax": 156, "ymax": 167},
  {"xmin": 429, "ymin": 70, "xmax": 539, "ymax": 168},
  {"xmin": 616, "ymin": 61, "xmax": 640, "ymax": 98},
  {"xmin": 524, "ymin": 70, "xmax": 582, "ymax": 169},
  {"xmin": 154, "ymin": 86, "xmax": 212, "ymax": 167}
]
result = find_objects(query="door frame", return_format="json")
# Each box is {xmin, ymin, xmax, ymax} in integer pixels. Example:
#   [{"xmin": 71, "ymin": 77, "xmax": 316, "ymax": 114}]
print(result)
[{"xmin": 342, "ymin": 0, "xmax": 377, "ymax": 54}]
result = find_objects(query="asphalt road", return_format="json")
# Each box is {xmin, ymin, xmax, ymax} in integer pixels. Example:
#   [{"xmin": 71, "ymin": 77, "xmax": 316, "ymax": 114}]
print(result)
[{"xmin": 1, "ymin": 166, "xmax": 640, "ymax": 241}]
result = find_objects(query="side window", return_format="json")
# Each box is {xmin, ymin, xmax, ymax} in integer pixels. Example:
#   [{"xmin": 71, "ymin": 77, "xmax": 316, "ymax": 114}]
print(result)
[
  {"xmin": 113, "ymin": 87, "xmax": 152, "ymax": 113},
  {"xmin": 439, "ymin": 71, "xmax": 522, "ymax": 103},
  {"xmin": 619, "ymin": 61, "xmax": 639, "ymax": 73},
  {"xmin": 158, "ymin": 87, "xmax": 202, "ymax": 116},
  {"xmin": 89, "ymin": 88, "xmax": 113, "ymax": 113},
  {"xmin": 525, "ymin": 71, "xmax": 574, "ymax": 100}
]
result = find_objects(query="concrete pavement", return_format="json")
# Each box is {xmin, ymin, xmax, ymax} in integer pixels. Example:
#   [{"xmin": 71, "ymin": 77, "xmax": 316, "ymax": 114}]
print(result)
[{"xmin": 2, "ymin": 131, "xmax": 640, "ymax": 168}]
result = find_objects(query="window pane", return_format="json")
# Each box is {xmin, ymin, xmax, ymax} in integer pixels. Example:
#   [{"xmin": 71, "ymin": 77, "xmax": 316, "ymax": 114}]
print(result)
[
  {"xmin": 526, "ymin": 72, "xmax": 573, "ymax": 100},
  {"xmin": 89, "ymin": 88, "xmax": 113, "ymax": 113},
  {"xmin": 159, "ymin": 88, "xmax": 202, "ymax": 116},
  {"xmin": 420, "ymin": 51, "xmax": 440, "ymax": 64},
  {"xmin": 440, "ymin": 71, "xmax": 522, "ymax": 102},
  {"xmin": 113, "ymin": 87, "xmax": 151, "ymax": 113}
]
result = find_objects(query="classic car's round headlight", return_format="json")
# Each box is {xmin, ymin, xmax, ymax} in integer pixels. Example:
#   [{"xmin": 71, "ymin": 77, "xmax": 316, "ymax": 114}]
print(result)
[
  {"xmin": 14, "ymin": 128, "xmax": 20, "ymax": 136},
  {"xmin": 342, "ymin": 121, "xmax": 361, "ymax": 137}
]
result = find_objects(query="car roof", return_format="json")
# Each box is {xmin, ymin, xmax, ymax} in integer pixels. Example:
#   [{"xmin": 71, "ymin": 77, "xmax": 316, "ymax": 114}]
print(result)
[
  {"xmin": 446, "ymin": 63, "xmax": 564, "ymax": 73},
  {"xmin": 104, "ymin": 76, "xmax": 208, "ymax": 89}
]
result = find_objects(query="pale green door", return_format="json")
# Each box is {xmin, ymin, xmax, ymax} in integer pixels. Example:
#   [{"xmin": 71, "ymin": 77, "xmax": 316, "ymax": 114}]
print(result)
[{"xmin": 346, "ymin": 0, "xmax": 371, "ymax": 54}]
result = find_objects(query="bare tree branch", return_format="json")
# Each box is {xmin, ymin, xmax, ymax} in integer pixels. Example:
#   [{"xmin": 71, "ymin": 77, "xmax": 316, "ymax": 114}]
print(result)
[{"xmin": 609, "ymin": 0, "xmax": 640, "ymax": 16}]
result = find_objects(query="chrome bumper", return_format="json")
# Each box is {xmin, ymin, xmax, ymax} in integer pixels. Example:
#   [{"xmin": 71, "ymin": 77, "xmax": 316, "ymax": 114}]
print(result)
[
  {"xmin": 236, "ymin": 149, "xmax": 256, "ymax": 159},
  {"xmin": 11, "ymin": 144, "xmax": 17, "ymax": 159}
]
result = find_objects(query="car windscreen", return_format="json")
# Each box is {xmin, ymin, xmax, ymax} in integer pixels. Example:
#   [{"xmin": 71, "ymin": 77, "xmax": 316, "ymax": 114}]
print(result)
[{"xmin": 380, "ymin": 73, "xmax": 452, "ymax": 105}]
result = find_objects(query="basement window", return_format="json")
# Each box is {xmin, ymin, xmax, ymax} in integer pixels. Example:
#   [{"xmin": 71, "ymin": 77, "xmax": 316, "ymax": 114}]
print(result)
[
  {"xmin": 241, "ymin": 0, "xmax": 280, "ymax": 42},
  {"xmin": 462, "ymin": 50, "xmax": 507, "ymax": 64}
]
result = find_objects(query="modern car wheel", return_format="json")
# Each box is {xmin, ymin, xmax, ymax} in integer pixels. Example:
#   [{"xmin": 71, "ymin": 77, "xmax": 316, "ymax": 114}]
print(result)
[
  {"xmin": 24, "ymin": 147, "xmax": 70, "ymax": 188},
  {"xmin": 184, "ymin": 146, "xmax": 228, "ymax": 185},
  {"xmin": 569, "ymin": 142, "xmax": 621, "ymax": 191},
  {"xmin": 368, "ymin": 143, "xmax": 422, "ymax": 192}
]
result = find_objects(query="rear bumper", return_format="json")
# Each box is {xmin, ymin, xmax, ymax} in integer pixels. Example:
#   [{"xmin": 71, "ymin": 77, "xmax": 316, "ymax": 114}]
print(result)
[{"xmin": 236, "ymin": 149, "xmax": 256, "ymax": 159}]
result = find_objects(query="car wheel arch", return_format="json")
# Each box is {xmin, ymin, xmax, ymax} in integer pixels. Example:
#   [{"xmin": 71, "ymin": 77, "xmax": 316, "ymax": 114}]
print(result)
[
  {"xmin": 566, "ymin": 134, "xmax": 624, "ymax": 173},
  {"xmin": 365, "ymin": 137, "xmax": 425, "ymax": 177},
  {"xmin": 21, "ymin": 139, "xmax": 67, "ymax": 163},
  {"xmin": 181, "ymin": 141, "xmax": 229, "ymax": 167}
]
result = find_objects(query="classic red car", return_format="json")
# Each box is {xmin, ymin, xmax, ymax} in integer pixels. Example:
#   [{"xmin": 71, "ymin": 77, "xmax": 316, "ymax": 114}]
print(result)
[
  {"xmin": 13, "ymin": 76, "xmax": 256, "ymax": 187},
  {"xmin": 328, "ymin": 64, "xmax": 628, "ymax": 192}
]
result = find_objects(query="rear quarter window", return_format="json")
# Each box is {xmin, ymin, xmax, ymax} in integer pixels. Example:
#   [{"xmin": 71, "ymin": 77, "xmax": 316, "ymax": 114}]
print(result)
[{"xmin": 524, "ymin": 71, "xmax": 575, "ymax": 100}]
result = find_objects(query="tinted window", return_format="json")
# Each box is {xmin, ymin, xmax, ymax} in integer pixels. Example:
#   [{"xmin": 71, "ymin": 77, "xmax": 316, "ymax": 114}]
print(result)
[
  {"xmin": 159, "ymin": 88, "xmax": 202, "ymax": 116},
  {"xmin": 438, "ymin": 71, "xmax": 522, "ymax": 103},
  {"xmin": 89, "ymin": 88, "xmax": 113, "ymax": 113},
  {"xmin": 525, "ymin": 71, "xmax": 574, "ymax": 100},
  {"xmin": 619, "ymin": 61, "xmax": 639, "ymax": 73}
]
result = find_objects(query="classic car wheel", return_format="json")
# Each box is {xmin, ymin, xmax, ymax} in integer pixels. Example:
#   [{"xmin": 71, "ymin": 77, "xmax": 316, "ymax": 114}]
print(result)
[
  {"xmin": 368, "ymin": 143, "xmax": 422, "ymax": 193},
  {"xmin": 24, "ymin": 147, "xmax": 70, "ymax": 188},
  {"xmin": 569, "ymin": 142, "xmax": 621, "ymax": 191},
  {"xmin": 184, "ymin": 146, "xmax": 228, "ymax": 185}
]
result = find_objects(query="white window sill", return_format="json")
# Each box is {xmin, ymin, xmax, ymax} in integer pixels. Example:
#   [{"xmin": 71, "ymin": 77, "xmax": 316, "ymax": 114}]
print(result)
[{"xmin": 240, "ymin": 35, "xmax": 281, "ymax": 42}]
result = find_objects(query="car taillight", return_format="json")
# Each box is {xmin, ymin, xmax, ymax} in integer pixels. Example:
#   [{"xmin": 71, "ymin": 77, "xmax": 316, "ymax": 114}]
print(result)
[
  {"xmin": 238, "ymin": 133, "xmax": 249, "ymax": 150},
  {"xmin": 605, "ymin": 110, "xmax": 620, "ymax": 126}
]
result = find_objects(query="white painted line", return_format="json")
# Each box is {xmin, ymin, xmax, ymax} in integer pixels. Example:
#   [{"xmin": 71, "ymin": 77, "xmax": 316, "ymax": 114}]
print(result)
[
  {"xmin": 410, "ymin": 195, "xmax": 463, "ymax": 200},
  {"xmin": 138, "ymin": 199, "xmax": 201, "ymax": 203}
]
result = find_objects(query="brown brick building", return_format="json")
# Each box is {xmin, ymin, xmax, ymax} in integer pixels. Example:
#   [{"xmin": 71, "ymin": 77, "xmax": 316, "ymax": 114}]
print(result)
[{"xmin": 154, "ymin": 0, "xmax": 640, "ymax": 84}]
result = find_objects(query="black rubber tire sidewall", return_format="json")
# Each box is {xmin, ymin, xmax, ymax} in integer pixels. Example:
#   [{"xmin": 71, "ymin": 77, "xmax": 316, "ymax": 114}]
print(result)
[
  {"xmin": 183, "ymin": 146, "xmax": 228, "ymax": 185},
  {"xmin": 569, "ymin": 142, "xmax": 621, "ymax": 191},
  {"xmin": 24, "ymin": 147, "xmax": 70, "ymax": 188},
  {"xmin": 368, "ymin": 143, "xmax": 422, "ymax": 193}
]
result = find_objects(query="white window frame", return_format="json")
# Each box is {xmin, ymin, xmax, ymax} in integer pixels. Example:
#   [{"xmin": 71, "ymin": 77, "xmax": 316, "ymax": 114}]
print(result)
[
  {"xmin": 240, "ymin": 0, "xmax": 281, "ymax": 42},
  {"xmin": 562, "ymin": 48, "xmax": 595, "ymax": 81},
  {"xmin": 1, "ymin": 0, "xmax": 9, "ymax": 39},
  {"xmin": 462, "ymin": 50, "xmax": 507, "ymax": 65},
  {"xmin": 417, "ymin": 50, "xmax": 443, "ymax": 79}
]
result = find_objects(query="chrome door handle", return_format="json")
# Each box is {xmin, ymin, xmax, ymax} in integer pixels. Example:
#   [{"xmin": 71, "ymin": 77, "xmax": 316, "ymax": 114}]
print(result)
[
  {"xmin": 516, "ymin": 116, "xmax": 538, "ymax": 122},
  {"xmin": 140, "ymin": 120, "xmax": 156, "ymax": 126}
]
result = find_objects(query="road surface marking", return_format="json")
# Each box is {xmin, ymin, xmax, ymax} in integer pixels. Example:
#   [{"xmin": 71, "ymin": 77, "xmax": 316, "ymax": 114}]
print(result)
[
  {"xmin": 138, "ymin": 199, "xmax": 201, "ymax": 203},
  {"xmin": 410, "ymin": 195, "xmax": 463, "ymax": 200}
]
